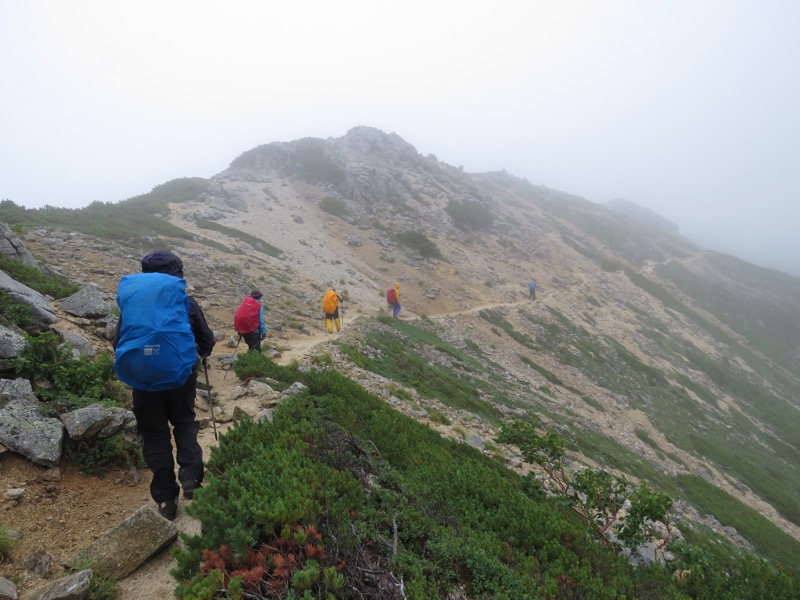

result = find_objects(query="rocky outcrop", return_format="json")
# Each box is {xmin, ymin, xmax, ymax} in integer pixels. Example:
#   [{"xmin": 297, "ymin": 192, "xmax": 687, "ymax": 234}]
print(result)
[
  {"xmin": 0, "ymin": 221, "xmax": 39, "ymax": 269},
  {"xmin": 0, "ymin": 271, "xmax": 58, "ymax": 331}
]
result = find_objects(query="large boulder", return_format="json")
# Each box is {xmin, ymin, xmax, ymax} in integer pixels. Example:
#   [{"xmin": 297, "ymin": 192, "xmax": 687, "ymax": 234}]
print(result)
[
  {"xmin": 0, "ymin": 378, "xmax": 64, "ymax": 467},
  {"xmin": 60, "ymin": 404, "xmax": 136, "ymax": 440},
  {"xmin": 57, "ymin": 285, "xmax": 113, "ymax": 319}
]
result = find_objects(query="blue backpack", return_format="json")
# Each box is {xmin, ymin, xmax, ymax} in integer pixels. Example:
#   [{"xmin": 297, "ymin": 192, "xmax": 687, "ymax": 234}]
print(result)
[{"xmin": 114, "ymin": 273, "xmax": 197, "ymax": 391}]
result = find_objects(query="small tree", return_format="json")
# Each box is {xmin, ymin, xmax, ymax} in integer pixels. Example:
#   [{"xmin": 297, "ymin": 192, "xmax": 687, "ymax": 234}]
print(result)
[{"xmin": 497, "ymin": 420, "xmax": 674, "ymax": 555}]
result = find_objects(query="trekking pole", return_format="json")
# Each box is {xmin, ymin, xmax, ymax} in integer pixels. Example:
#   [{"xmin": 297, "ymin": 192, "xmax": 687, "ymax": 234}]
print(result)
[
  {"xmin": 223, "ymin": 335, "xmax": 242, "ymax": 381},
  {"xmin": 202, "ymin": 359, "xmax": 218, "ymax": 440}
]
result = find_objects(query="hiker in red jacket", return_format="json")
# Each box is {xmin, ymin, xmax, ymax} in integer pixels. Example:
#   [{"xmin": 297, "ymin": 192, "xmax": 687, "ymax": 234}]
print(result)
[{"xmin": 234, "ymin": 290, "xmax": 268, "ymax": 351}]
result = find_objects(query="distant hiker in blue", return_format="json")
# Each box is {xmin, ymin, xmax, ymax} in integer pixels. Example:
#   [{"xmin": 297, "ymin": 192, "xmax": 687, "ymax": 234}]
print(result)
[
  {"xmin": 113, "ymin": 251, "xmax": 215, "ymax": 520},
  {"xmin": 529, "ymin": 277, "xmax": 537, "ymax": 301}
]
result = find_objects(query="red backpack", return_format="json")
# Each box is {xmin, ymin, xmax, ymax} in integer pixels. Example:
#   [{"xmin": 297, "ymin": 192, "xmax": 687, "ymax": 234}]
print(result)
[
  {"xmin": 386, "ymin": 288, "xmax": 396, "ymax": 304},
  {"xmin": 234, "ymin": 296, "xmax": 261, "ymax": 334}
]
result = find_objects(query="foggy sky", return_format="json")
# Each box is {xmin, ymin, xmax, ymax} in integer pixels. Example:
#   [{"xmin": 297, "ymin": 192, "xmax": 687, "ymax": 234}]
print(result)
[{"xmin": 2, "ymin": 1, "xmax": 799, "ymax": 275}]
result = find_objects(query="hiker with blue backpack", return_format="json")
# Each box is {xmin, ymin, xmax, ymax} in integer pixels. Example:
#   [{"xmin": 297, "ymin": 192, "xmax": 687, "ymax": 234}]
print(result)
[
  {"xmin": 529, "ymin": 277, "xmax": 537, "ymax": 301},
  {"xmin": 234, "ymin": 290, "xmax": 267, "ymax": 351},
  {"xmin": 113, "ymin": 251, "xmax": 216, "ymax": 520}
]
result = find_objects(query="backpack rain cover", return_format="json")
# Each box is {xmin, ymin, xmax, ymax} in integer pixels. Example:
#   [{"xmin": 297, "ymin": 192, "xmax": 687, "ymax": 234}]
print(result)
[
  {"xmin": 234, "ymin": 296, "xmax": 261, "ymax": 334},
  {"xmin": 114, "ymin": 273, "xmax": 196, "ymax": 391}
]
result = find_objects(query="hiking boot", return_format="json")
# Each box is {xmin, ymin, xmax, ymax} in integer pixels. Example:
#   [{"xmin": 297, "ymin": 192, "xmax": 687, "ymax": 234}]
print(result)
[
  {"xmin": 158, "ymin": 497, "xmax": 178, "ymax": 520},
  {"xmin": 182, "ymin": 479, "xmax": 201, "ymax": 500}
]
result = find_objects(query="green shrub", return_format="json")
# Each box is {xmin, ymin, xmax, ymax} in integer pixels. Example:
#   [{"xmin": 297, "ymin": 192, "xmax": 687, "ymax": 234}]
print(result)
[
  {"xmin": 171, "ymin": 363, "xmax": 800, "ymax": 598},
  {"xmin": 194, "ymin": 220, "xmax": 283, "ymax": 258},
  {"xmin": 65, "ymin": 433, "xmax": 144, "ymax": 476},
  {"xmin": 392, "ymin": 230, "xmax": 443, "ymax": 259},
  {"xmin": 445, "ymin": 198, "xmax": 494, "ymax": 230},
  {"xmin": 0, "ymin": 179, "xmax": 208, "ymax": 243},
  {"xmin": 0, "ymin": 288, "xmax": 32, "ymax": 328},
  {"xmin": 319, "ymin": 197, "xmax": 348, "ymax": 217},
  {"xmin": 599, "ymin": 257, "xmax": 622, "ymax": 272},
  {"xmin": 0, "ymin": 525, "xmax": 17, "ymax": 563},
  {"xmin": 232, "ymin": 351, "xmax": 302, "ymax": 386},
  {"xmin": 10, "ymin": 332, "xmax": 123, "ymax": 412},
  {"xmin": 0, "ymin": 254, "xmax": 79, "ymax": 298}
]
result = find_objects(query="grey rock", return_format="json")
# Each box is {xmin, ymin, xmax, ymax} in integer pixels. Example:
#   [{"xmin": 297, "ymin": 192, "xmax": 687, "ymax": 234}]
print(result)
[
  {"xmin": 255, "ymin": 409, "xmax": 274, "ymax": 423},
  {"xmin": 0, "ymin": 221, "xmax": 39, "ymax": 268},
  {"xmin": 5, "ymin": 488, "xmax": 25, "ymax": 501},
  {"xmin": 23, "ymin": 548, "xmax": 53, "ymax": 576},
  {"xmin": 0, "ymin": 378, "xmax": 33, "ymax": 396},
  {"xmin": 38, "ymin": 569, "xmax": 92, "ymax": 600},
  {"xmin": 0, "ymin": 325, "xmax": 27, "ymax": 359},
  {"xmin": 58, "ymin": 285, "xmax": 113, "ymax": 318},
  {"xmin": 466, "ymin": 434, "xmax": 485, "ymax": 450},
  {"xmin": 0, "ymin": 379, "xmax": 64, "ymax": 467},
  {"xmin": 60, "ymin": 405, "xmax": 134, "ymax": 440},
  {"xmin": 0, "ymin": 576, "xmax": 17, "ymax": 600},
  {"xmin": 55, "ymin": 329, "xmax": 96, "ymax": 358},
  {"xmin": 231, "ymin": 405, "xmax": 254, "ymax": 421},
  {"xmin": 283, "ymin": 381, "xmax": 308, "ymax": 396},
  {"xmin": 66, "ymin": 506, "xmax": 179, "ymax": 580},
  {"xmin": 0, "ymin": 270, "xmax": 58, "ymax": 330}
]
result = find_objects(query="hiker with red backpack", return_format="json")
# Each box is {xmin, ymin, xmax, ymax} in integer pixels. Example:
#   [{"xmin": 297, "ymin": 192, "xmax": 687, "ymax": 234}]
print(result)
[
  {"xmin": 234, "ymin": 290, "xmax": 267, "ymax": 351},
  {"xmin": 113, "ymin": 251, "xmax": 215, "ymax": 520},
  {"xmin": 387, "ymin": 282, "xmax": 401, "ymax": 318}
]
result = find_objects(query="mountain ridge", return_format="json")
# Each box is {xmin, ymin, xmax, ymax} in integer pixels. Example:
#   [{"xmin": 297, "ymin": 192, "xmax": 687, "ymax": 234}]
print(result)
[{"xmin": 2, "ymin": 125, "xmax": 800, "ymax": 596}]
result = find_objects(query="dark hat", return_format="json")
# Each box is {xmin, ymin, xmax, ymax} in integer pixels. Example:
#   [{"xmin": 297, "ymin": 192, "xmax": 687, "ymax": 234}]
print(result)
[
  {"xmin": 250, "ymin": 290, "xmax": 263, "ymax": 299},
  {"xmin": 141, "ymin": 251, "xmax": 184, "ymax": 277}
]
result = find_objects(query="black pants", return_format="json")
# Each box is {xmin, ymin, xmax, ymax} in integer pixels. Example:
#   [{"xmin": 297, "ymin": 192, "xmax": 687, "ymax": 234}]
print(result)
[
  {"xmin": 132, "ymin": 372, "xmax": 203, "ymax": 503},
  {"xmin": 242, "ymin": 330, "xmax": 263, "ymax": 352}
]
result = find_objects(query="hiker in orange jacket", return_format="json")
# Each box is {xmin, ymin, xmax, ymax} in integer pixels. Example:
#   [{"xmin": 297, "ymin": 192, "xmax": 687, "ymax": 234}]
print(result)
[{"xmin": 322, "ymin": 288, "xmax": 343, "ymax": 334}]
